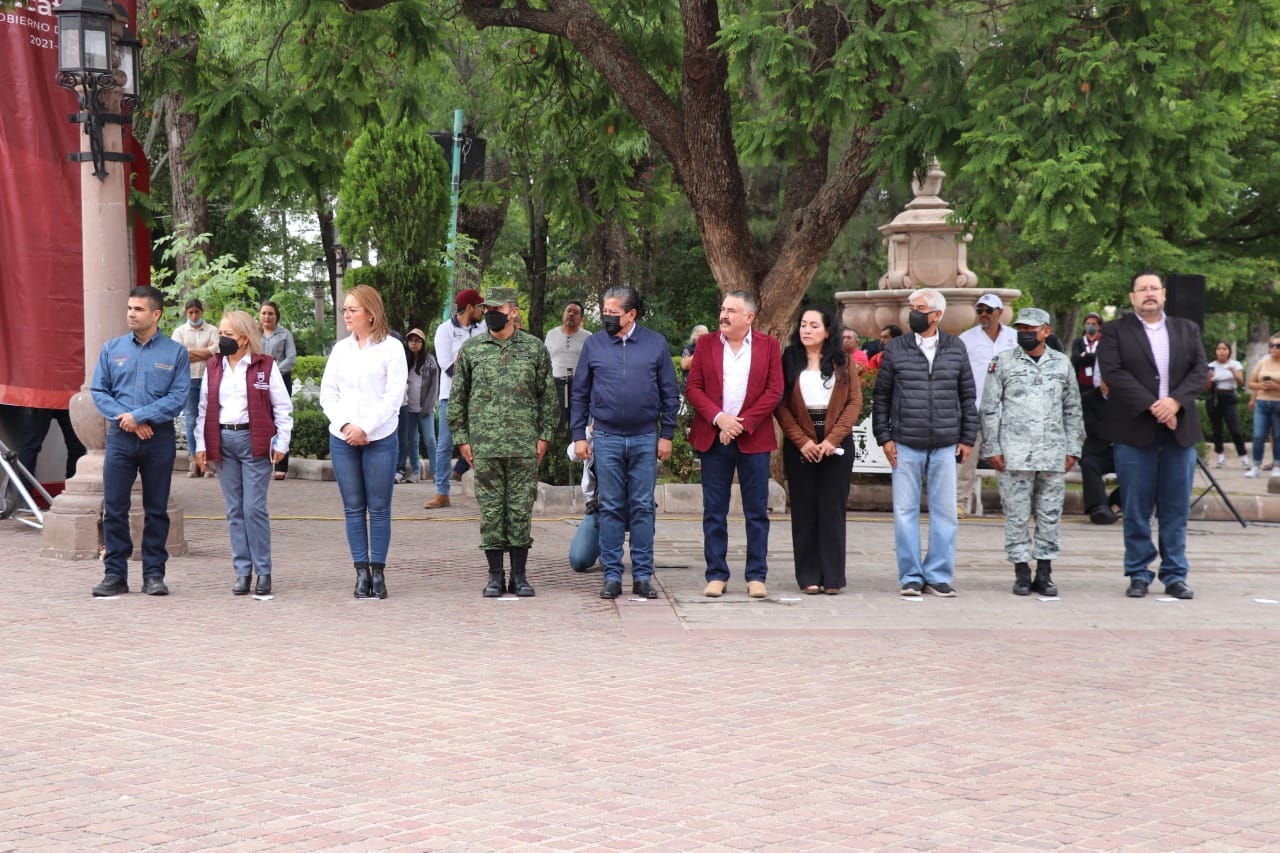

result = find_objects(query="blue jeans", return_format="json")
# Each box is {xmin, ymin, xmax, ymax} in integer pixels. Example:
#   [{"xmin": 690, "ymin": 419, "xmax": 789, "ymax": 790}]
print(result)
[
  {"xmin": 594, "ymin": 431, "xmax": 657, "ymax": 583},
  {"xmin": 213, "ymin": 429, "xmax": 274, "ymax": 577},
  {"xmin": 891, "ymin": 443, "xmax": 958, "ymax": 586},
  {"xmin": 569, "ymin": 510, "xmax": 601, "ymax": 572},
  {"xmin": 182, "ymin": 383, "xmax": 201, "ymax": 459},
  {"xmin": 699, "ymin": 441, "xmax": 771, "ymax": 582},
  {"xmin": 102, "ymin": 422, "xmax": 177, "ymax": 580},
  {"xmin": 1114, "ymin": 436, "xmax": 1195, "ymax": 584},
  {"xmin": 1252, "ymin": 399, "xmax": 1280, "ymax": 467},
  {"xmin": 397, "ymin": 407, "xmax": 436, "ymax": 476},
  {"xmin": 434, "ymin": 398, "xmax": 454, "ymax": 495},
  {"xmin": 329, "ymin": 433, "xmax": 397, "ymax": 564}
]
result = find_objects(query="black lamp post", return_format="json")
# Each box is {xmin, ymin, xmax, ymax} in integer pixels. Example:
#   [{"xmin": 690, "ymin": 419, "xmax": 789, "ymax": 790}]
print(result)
[{"xmin": 55, "ymin": 0, "xmax": 135, "ymax": 181}]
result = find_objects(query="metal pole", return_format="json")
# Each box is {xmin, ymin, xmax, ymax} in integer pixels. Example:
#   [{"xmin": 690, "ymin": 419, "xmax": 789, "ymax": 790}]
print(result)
[{"xmin": 443, "ymin": 108, "xmax": 463, "ymax": 322}]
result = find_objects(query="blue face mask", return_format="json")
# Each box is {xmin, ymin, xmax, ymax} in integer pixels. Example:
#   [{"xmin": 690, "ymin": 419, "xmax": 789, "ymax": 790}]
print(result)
[{"xmin": 188, "ymin": 317, "xmax": 203, "ymax": 327}]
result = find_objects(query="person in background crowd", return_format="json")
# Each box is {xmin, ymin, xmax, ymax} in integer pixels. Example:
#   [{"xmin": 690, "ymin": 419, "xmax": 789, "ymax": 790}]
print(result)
[
  {"xmin": 449, "ymin": 287, "xmax": 557, "ymax": 598},
  {"xmin": 171, "ymin": 297, "xmax": 219, "ymax": 477},
  {"xmin": 18, "ymin": 405, "xmax": 85, "ymax": 482},
  {"xmin": 957, "ymin": 292, "xmax": 1017, "ymax": 517},
  {"xmin": 1097, "ymin": 271, "xmax": 1203, "ymax": 600},
  {"xmin": 396, "ymin": 329, "xmax": 439, "ymax": 485},
  {"xmin": 686, "ymin": 291, "xmax": 784, "ymax": 599},
  {"xmin": 866, "ymin": 324, "xmax": 902, "ymax": 371},
  {"xmin": 1071, "ymin": 310, "xmax": 1120, "ymax": 523},
  {"xmin": 90, "ymin": 286, "xmax": 189, "ymax": 597},
  {"xmin": 873, "ymin": 287, "xmax": 977, "ymax": 598},
  {"xmin": 679, "ymin": 324, "xmax": 710, "ymax": 389},
  {"xmin": 1205, "ymin": 340, "xmax": 1248, "ymax": 470},
  {"xmin": 979, "ymin": 307, "xmax": 1083, "ymax": 597},
  {"xmin": 1245, "ymin": 332, "xmax": 1280, "ymax": 478},
  {"xmin": 545, "ymin": 300, "xmax": 592, "ymax": 429},
  {"xmin": 841, "ymin": 327, "xmax": 870, "ymax": 371},
  {"xmin": 195, "ymin": 310, "xmax": 293, "ymax": 596},
  {"xmin": 775, "ymin": 305, "xmax": 861, "ymax": 594},
  {"xmin": 571, "ymin": 286, "xmax": 680, "ymax": 600},
  {"xmin": 427, "ymin": 289, "xmax": 486, "ymax": 509},
  {"xmin": 258, "ymin": 301, "xmax": 297, "ymax": 481},
  {"xmin": 321, "ymin": 285, "xmax": 407, "ymax": 600}
]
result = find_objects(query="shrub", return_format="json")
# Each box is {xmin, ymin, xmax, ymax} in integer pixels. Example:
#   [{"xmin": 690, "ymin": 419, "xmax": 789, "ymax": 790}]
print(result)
[
  {"xmin": 291, "ymin": 410, "xmax": 331, "ymax": 459},
  {"xmin": 293, "ymin": 355, "xmax": 327, "ymax": 384}
]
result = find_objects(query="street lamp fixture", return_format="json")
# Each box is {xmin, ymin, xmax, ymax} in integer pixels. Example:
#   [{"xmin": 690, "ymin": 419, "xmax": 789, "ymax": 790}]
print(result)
[{"xmin": 55, "ymin": 0, "xmax": 135, "ymax": 181}]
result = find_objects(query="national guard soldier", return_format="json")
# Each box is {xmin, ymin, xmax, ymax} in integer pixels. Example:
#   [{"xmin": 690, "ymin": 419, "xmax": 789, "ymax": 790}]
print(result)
[
  {"xmin": 979, "ymin": 307, "xmax": 1084, "ymax": 597},
  {"xmin": 448, "ymin": 287, "xmax": 558, "ymax": 598}
]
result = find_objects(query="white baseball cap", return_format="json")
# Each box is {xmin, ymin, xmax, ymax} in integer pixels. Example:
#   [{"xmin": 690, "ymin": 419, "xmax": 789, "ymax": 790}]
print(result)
[{"xmin": 976, "ymin": 293, "xmax": 1003, "ymax": 310}]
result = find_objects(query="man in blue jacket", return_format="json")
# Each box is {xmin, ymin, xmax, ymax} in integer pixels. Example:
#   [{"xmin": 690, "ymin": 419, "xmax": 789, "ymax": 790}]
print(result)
[
  {"xmin": 571, "ymin": 286, "xmax": 681, "ymax": 600},
  {"xmin": 90, "ymin": 286, "xmax": 190, "ymax": 597},
  {"xmin": 873, "ymin": 287, "xmax": 978, "ymax": 597}
]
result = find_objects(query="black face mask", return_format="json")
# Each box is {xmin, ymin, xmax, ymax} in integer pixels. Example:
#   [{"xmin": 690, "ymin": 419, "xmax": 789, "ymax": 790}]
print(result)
[
  {"xmin": 907, "ymin": 309, "xmax": 931, "ymax": 335},
  {"xmin": 218, "ymin": 335, "xmax": 239, "ymax": 357},
  {"xmin": 602, "ymin": 315, "xmax": 624, "ymax": 337},
  {"xmin": 1084, "ymin": 323, "xmax": 1099, "ymax": 335},
  {"xmin": 483, "ymin": 310, "xmax": 509, "ymax": 332},
  {"xmin": 1017, "ymin": 331, "xmax": 1042, "ymax": 352}
]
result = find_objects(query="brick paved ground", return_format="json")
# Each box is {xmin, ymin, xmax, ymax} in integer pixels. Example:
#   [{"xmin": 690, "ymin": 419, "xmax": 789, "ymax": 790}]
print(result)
[{"xmin": 2, "ymin": 474, "xmax": 1279, "ymax": 850}]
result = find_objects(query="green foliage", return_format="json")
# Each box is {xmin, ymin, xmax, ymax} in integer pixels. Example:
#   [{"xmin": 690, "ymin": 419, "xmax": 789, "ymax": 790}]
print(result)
[
  {"xmin": 290, "ymin": 410, "xmax": 330, "ymax": 459},
  {"xmin": 291, "ymin": 392, "xmax": 323, "ymax": 413},
  {"xmin": 659, "ymin": 407, "xmax": 700, "ymax": 485},
  {"xmin": 292, "ymin": 355, "xmax": 327, "ymax": 384},
  {"xmin": 152, "ymin": 232, "xmax": 261, "ymax": 329}
]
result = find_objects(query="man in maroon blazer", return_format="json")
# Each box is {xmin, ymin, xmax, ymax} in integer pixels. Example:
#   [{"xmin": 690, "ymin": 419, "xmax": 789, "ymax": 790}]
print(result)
[{"xmin": 686, "ymin": 291, "xmax": 785, "ymax": 599}]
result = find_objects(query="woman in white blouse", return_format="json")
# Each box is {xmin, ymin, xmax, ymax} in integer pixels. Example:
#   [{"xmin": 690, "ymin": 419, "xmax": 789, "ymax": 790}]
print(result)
[
  {"xmin": 194, "ymin": 310, "xmax": 293, "ymax": 596},
  {"xmin": 320, "ymin": 285, "xmax": 408, "ymax": 599},
  {"xmin": 1204, "ymin": 340, "xmax": 1247, "ymax": 468}
]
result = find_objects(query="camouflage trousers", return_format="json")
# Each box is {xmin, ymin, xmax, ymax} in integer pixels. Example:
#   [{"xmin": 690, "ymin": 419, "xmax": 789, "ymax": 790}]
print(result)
[
  {"xmin": 473, "ymin": 456, "xmax": 538, "ymax": 550},
  {"xmin": 997, "ymin": 470, "xmax": 1065, "ymax": 563}
]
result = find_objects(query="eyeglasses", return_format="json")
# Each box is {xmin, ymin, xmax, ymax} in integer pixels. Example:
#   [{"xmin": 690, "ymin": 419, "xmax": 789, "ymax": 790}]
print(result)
[{"xmin": 975, "ymin": 306, "xmax": 995, "ymax": 315}]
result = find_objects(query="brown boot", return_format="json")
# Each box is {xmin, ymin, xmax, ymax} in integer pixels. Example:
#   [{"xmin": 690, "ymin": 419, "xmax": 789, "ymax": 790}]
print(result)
[{"xmin": 423, "ymin": 494, "xmax": 450, "ymax": 509}]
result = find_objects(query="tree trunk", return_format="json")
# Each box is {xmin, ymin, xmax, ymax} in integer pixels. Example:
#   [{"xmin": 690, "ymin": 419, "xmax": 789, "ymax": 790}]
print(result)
[{"xmin": 523, "ymin": 198, "xmax": 550, "ymax": 337}]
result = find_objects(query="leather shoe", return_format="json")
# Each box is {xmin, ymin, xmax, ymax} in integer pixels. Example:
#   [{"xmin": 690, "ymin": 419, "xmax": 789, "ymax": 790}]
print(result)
[
  {"xmin": 632, "ymin": 579, "xmax": 657, "ymax": 599},
  {"xmin": 600, "ymin": 580, "xmax": 623, "ymax": 599},
  {"xmin": 255, "ymin": 575, "xmax": 272, "ymax": 596},
  {"xmin": 1089, "ymin": 506, "xmax": 1119, "ymax": 525},
  {"xmin": 1125, "ymin": 577, "xmax": 1149, "ymax": 598},
  {"xmin": 1164, "ymin": 580, "xmax": 1194, "ymax": 600},
  {"xmin": 142, "ymin": 577, "xmax": 169, "ymax": 596},
  {"xmin": 232, "ymin": 575, "xmax": 251, "ymax": 596},
  {"xmin": 92, "ymin": 575, "xmax": 129, "ymax": 597},
  {"xmin": 703, "ymin": 580, "xmax": 728, "ymax": 598},
  {"xmin": 423, "ymin": 494, "xmax": 450, "ymax": 509}
]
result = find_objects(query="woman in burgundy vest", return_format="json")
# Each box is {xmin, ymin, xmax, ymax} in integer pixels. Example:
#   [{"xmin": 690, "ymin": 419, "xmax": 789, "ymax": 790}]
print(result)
[{"xmin": 194, "ymin": 310, "xmax": 293, "ymax": 596}]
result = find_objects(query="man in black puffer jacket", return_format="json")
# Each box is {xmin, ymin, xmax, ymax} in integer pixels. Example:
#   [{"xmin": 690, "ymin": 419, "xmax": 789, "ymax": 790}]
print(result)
[{"xmin": 873, "ymin": 287, "xmax": 978, "ymax": 598}]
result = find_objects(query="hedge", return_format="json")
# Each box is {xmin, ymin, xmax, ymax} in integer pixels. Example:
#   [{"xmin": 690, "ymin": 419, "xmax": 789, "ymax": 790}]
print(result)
[
  {"xmin": 291, "ymin": 410, "xmax": 331, "ymax": 459},
  {"xmin": 293, "ymin": 355, "xmax": 327, "ymax": 384}
]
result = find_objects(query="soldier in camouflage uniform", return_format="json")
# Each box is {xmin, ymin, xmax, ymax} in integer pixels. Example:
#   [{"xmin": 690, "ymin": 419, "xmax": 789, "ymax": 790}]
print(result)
[
  {"xmin": 448, "ymin": 287, "xmax": 558, "ymax": 598},
  {"xmin": 979, "ymin": 307, "xmax": 1084, "ymax": 597}
]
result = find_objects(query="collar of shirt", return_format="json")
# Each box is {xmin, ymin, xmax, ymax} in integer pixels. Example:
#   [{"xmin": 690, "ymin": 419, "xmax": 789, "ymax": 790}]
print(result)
[
  {"xmin": 719, "ymin": 328, "xmax": 753, "ymax": 350},
  {"xmin": 1140, "ymin": 313, "xmax": 1167, "ymax": 331},
  {"xmin": 914, "ymin": 332, "xmax": 939, "ymax": 350}
]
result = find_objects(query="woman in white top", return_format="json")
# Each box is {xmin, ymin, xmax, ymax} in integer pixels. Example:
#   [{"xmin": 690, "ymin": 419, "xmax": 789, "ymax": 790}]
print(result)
[
  {"xmin": 194, "ymin": 310, "xmax": 293, "ymax": 596},
  {"xmin": 1204, "ymin": 340, "xmax": 1247, "ymax": 468},
  {"xmin": 320, "ymin": 285, "xmax": 408, "ymax": 599}
]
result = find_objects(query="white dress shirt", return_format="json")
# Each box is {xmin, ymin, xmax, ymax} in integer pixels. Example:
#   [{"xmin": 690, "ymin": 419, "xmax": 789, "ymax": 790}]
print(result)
[
  {"xmin": 719, "ymin": 330, "xmax": 753, "ymax": 420},
  {"xmin": 1141, "ymin": 314, "xmax": 1171, "ymax": 400},
  {"xmin": 320, "ymin": 334, "xmax": 409, "ymax": 442}
]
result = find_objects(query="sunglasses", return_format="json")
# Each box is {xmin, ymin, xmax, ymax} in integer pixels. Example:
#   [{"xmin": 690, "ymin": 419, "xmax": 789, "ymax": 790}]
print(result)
[
  {"xmin": 1270, "ymin": 344, "xmax": 1280, "ymax": 350},
  {"xmin": 975, "ymin": 306, "xmax": 995, "ymax": 315}
]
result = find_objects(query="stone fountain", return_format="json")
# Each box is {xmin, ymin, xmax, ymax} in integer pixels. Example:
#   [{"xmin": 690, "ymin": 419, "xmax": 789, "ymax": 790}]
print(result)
[{"xmin": 836, "ymin": 162, "xmax": 1018, "ymax": 338}]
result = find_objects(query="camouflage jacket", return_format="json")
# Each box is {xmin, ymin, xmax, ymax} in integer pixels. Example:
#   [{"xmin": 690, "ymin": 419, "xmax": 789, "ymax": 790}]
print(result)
[
  {"xmin": 979, "ymin": 346, "xmax": 1084, "ymax": 470},
  {"xmin": 447, "ymin": 329, "xmax": 557, "ymax": 458}
]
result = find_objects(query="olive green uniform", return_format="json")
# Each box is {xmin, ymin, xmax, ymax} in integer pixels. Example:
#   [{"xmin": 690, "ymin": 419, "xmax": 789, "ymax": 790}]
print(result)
[{"xmin": 448, "ymin": 329, "xmax": 557, "ymax": 550}]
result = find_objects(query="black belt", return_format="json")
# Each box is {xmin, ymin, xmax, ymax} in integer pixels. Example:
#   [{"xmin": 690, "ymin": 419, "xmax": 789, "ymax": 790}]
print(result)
[{"xmin": 220, "ymin": 423, "xmax": 250, "ymax": 431}]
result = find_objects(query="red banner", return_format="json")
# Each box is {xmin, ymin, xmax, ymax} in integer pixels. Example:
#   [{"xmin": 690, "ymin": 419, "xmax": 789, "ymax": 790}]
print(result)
[{"xmin": 0, "ymin": 0, "xmax": 148, "ymax": 409}]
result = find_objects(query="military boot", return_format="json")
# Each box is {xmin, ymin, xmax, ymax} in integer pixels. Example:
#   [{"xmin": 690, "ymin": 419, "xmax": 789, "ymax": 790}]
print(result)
[
  {"xmin": 1012, "ymin": 562, "xmax": 1032, "ymax": 596},
  {"xmin": 508, "ymin": 547, "xmax": 535, "ymax": 597},
  {"xmin": 1032, "ymin": 559, "xmax": 1058, "ymax": 597},
  {"xmin": 353, "ymin": 562, "xmax": 373, "ymax": 599},
  {"xmin": 483, "ymin": 549, "xmax": 506, "ymax": 598}
]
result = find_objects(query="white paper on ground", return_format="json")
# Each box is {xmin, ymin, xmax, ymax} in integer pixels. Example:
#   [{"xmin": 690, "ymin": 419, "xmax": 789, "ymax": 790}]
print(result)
[
  {"xmin": 252, "ymin": 595, "xmax": 274, "ymax": 601},
  {"xmin": 900, "ymin": 596, "xmax": 924, "ymax": 602},
  {"xmin": 1037, "ymin": 596, "xmax": 1061, "ymax": 602},
  {"xmin": 1254, "ymin": 598, "xmax": 1279, "ymax": 605},
  {"xmin": 1156, "ymin": 597, "xmax": 1180, "ymax": 602}
]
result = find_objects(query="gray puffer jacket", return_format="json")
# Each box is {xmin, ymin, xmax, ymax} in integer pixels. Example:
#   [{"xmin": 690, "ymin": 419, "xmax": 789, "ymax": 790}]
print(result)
[{"xmin": 872, "ymin": 331, "xmax": 978, "ymax": 450}]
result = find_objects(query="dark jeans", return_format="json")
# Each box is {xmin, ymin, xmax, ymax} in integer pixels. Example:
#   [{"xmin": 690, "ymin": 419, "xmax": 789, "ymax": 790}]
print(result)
[
  {"xmin": 783, "ymin": 436, "xmax": 853, "ymax": 590},
  {"xmin": 102, "ymin": 423, "xmax": 177, "ymax": 580},
  {"xmin": 593, "ymin": 431, "xmax": 657, "ymax": 583},
  {"xmin": 699, "ymin": 441, "xmax": 772, "ymax": 582},
  {"xmin": 330, "ymin": 433, "xmax": 397, "ymax": 564},
  {"xmin": 19, "ymin": 407, "xmax": 86, "ymax": 479},
  {"xmin": 274, "ymin": 372, "xmax": 292, "ymax": 474},
  {"xmin": 1206, "ymin": 391, "xmax": 1246, "ymax": 456},
  {"xmin": 1251, "ymin": 399, "xmax": 1280, "ymax": 467},
  {"xmin": 1114, "ymin": 434, "xmax": 1195, "ymax": 584}
]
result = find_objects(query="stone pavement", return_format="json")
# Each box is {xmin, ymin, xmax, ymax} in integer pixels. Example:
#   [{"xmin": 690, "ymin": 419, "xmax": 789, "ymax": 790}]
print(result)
[{"xmin": 2, "ymin": 474, "xmax": 1279, "ymax": 850}]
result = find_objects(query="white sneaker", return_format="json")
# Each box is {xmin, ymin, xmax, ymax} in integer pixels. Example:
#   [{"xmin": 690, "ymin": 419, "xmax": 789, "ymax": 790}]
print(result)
[
  {"xmin": 1245, "ymin": 467, "xmax": 1261, "ymax": 478},
  {"xmin": 1244, "ymin": 457, "xmax": 1254, "ymax": 470},
  {"xmin": 405, "ymin": 471, "xmax": 419, "ymax": 484},
  {"xmin": 1216, "ymin": 454, "xmax": 1226, "ymax": 467},
  {"xmin": 1272, "ymin": 465, "xmax": 1280, "ymax": 477}
]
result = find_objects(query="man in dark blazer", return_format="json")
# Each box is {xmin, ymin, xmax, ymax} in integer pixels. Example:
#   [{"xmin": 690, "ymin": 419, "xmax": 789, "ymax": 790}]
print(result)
[
  {"xmin": 686, "ymin": 291, "xmax": 784, "ymax": 599},
  {"xmin": 1096, "ymin": 271, "xmax": 1204, "ymax": 599}
]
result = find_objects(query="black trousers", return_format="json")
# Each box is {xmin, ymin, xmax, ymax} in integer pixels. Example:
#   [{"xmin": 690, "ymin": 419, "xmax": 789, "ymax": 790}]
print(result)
[
  {"xmin": 274, "ymin": 372, "xmax": 293, "ymax": 474},
  {"xmin": 783, "ymin": 436, "xmax": 853, "ymax": 590},
  {"xmin": 1080, "ymin": 437, "xmax": 1116, "ymax": 512},
  {"xmin": 19, "ymin": 407, "xmax": 86, "ymax": 479},
  {"xmin": 1206, "ymin": 391, "xmax": 1246, "ymax": 456}
]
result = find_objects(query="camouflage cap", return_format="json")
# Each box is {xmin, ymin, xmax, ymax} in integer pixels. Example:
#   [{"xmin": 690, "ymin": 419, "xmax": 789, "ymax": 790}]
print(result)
[
  {"xmin": 482, "ymin": 286, "xmax": 520, "ymax": 308},
  {"xmin": 1013, "ymin": 307, "xmax": 1051, "ymax": 327}
]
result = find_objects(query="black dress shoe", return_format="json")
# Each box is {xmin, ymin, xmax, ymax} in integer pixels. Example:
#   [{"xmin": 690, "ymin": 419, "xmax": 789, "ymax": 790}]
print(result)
[
  {"xmin": 1164, "ymin": 580, "xmax": 1194, "ymax": 600},
  {"xmin": 92, "ymin": 575, "xmax": 129, "ymax": 597},
  {"xmin": 600, "ymin": 580, "xmax": 623, "ymax": 599},
  {"xmin": 1125, "ymin": 577, "xmax": 1149, "ymax": 598},
  {"xmin": 255, "ymin": 575, "xmax": 272, "ymax": 596},
  {"xmin": 142, "ymin": 577, "xmax": 169, "ymax": 596},
  {"xmin": 233, "ymin": 576, "xmax": 251, "ymax": 595},
  {"xmin": 632, "ymin": 579, "xmax": 658, "ymax": 599},
  {"xmin": 1089, "ymin": 506, "xmax": 1119, "ymax": 525}
]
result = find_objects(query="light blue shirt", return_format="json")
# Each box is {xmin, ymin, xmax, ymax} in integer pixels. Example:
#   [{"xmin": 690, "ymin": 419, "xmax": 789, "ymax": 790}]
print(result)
[{"xmin": 90, "ymin": 332, "xmax": 191, "ymax": 428}]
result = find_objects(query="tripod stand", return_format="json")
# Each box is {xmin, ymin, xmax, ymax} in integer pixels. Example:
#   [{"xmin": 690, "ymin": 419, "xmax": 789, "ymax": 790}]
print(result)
[
  {"xmin": 0, "ymin": 436, "xmax": 55, "ymax": 530},
  {"xmin": 1190, "ymin": 456, "xmax": 1247, "ymax": 528}
]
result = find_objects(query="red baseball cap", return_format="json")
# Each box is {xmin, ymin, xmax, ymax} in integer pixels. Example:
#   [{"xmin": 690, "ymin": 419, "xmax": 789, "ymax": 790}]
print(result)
[{"xmin": 454, "ymin": 289, "xmax": 483, "ymax": 310}]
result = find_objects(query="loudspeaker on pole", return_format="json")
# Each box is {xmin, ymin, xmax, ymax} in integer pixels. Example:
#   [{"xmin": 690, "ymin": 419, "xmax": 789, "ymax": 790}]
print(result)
[{"xmin": 1165, "ymin": 274, "xmax": 1206, "ymax": 332}]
